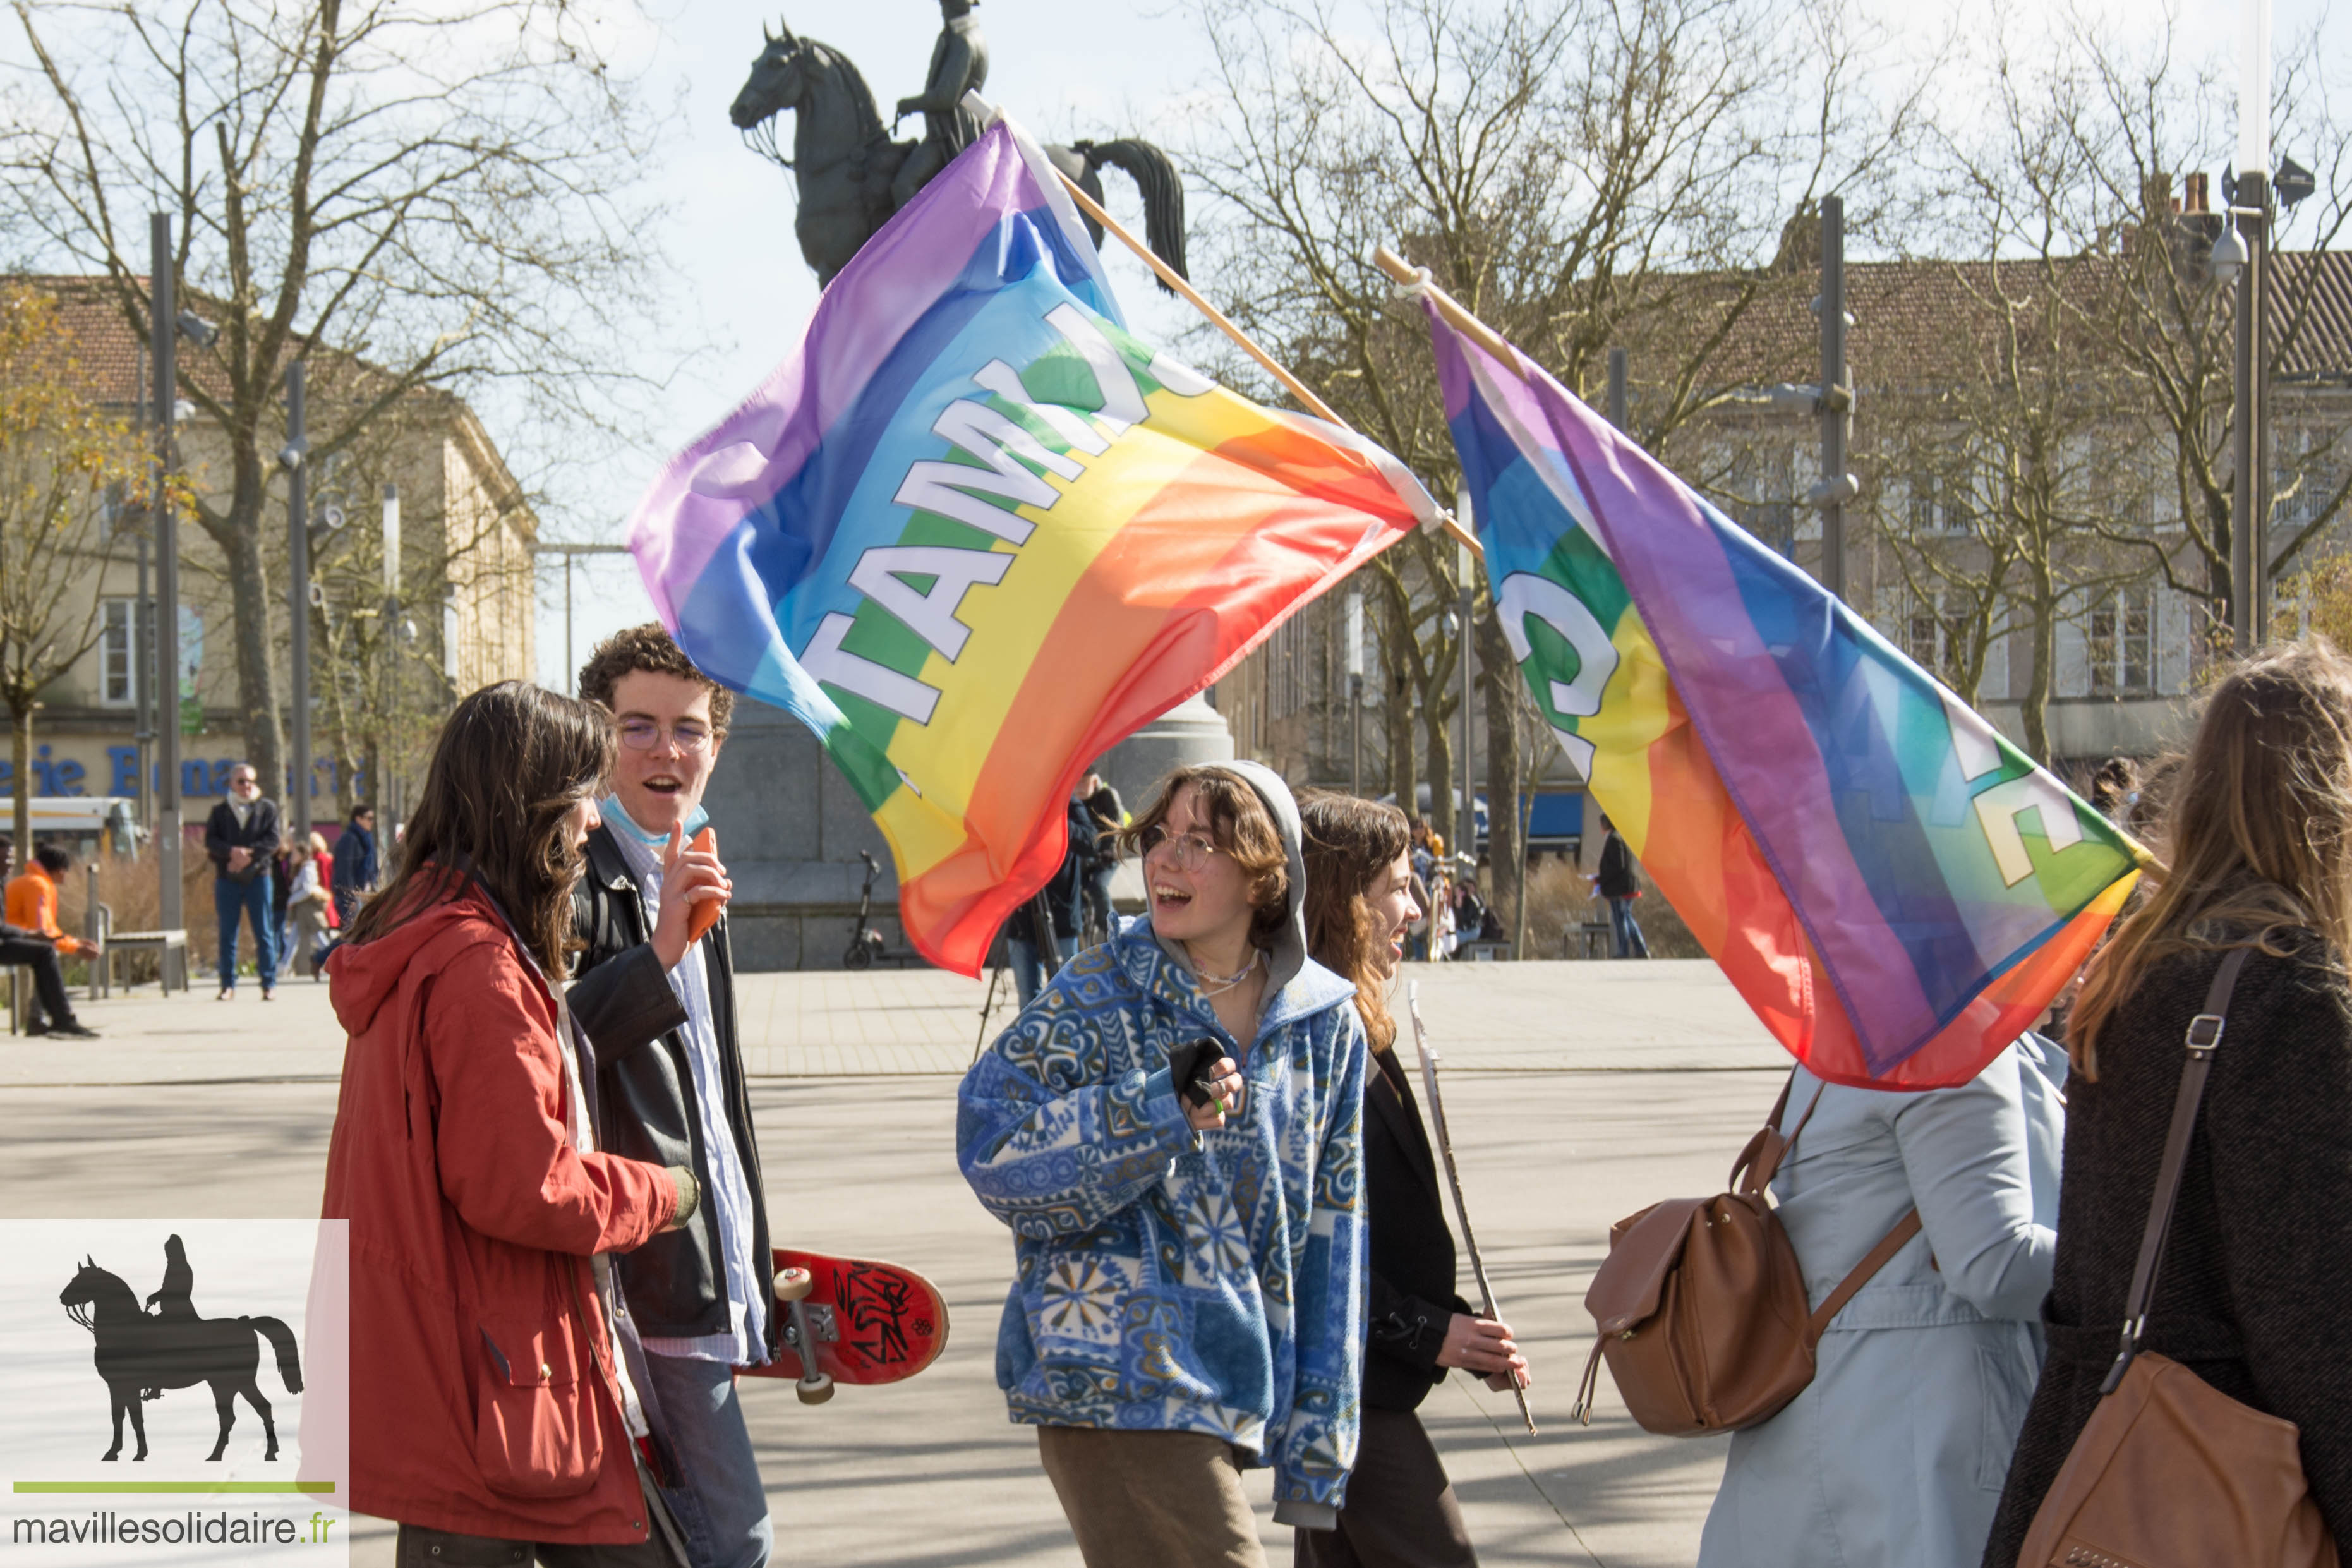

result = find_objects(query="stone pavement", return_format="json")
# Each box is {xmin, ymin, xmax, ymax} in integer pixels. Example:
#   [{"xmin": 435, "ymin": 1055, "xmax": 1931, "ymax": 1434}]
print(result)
[{"xmin": 0, "ymin": 958, "xmax": 1777, "ymax": 1565}]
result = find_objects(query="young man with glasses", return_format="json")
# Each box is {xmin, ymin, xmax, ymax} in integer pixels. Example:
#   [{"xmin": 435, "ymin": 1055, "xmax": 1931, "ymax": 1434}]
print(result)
[
  {"xmin": 203, "ymin": 763, "xmax": 282, "ymax": 999},
  {"xmin": 570, "ymin": 625, "xmax": 775, "ymax": 1568}
]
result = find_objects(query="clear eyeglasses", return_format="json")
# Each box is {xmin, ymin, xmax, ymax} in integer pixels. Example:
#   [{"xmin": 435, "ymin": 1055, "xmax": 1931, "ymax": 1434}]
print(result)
[
  {"xmin": 617, "ymin": 720, "xmax": 713, "ymax": 754},
  {"xmin": 1138, "ymin": 824, "xmax": 1222, "ymax": 872}
]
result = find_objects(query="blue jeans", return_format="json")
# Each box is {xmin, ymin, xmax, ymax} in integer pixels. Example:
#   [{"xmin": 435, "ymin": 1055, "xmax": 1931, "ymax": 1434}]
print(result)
[
  {"xmin": 641, "ymin": 1353, "xmax": 771, "ymax": 1568},
  {"xmin": 1608, "ymin": 895, "xmax": 1649, "ymax": 959},
  {"xmin": 214, "ymin": 873, "xmax": 277, "ymax": 989},
  {"xmin": 1008, "ymin": 936, "xmax": 1047, "ymax": 1009}
]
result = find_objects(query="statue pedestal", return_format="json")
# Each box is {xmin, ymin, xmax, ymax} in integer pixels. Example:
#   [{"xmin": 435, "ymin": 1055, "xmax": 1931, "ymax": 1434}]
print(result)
[{"xmin": 697, "ymin": 693, "xmax": 1234, "ymax": 970}]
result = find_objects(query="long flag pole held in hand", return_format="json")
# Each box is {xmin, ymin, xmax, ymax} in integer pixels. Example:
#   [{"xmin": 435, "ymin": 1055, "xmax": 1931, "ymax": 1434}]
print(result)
[{"xmin": 1407, "ymin": 981, "xmax": 1536, "ymax": 1436}]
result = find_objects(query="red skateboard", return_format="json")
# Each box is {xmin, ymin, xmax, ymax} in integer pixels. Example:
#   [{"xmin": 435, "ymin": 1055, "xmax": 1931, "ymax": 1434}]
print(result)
[{"xmin": 737, "ymin": 1248, "xmax": 949, "ymax": 1404}]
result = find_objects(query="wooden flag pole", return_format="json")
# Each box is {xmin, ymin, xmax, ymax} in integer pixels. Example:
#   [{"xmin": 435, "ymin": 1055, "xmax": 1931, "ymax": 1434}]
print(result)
[
  {"xmin": 1407, "ymin": 980, "xmax": 1536, "ymax": 1435},
  {"xmin": 1053, "ymin": 173, "xmax": 1481, "ymax": 559},
  {"xmin": 1370, "ymin": 246, "xmax": 1528, "ymax": 382}
]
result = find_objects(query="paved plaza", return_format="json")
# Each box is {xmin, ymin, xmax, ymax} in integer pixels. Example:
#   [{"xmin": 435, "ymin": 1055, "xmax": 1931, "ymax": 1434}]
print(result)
[{"xmin": 0, "ymin": 959, "xmax": 1785, "ymax": 1565}]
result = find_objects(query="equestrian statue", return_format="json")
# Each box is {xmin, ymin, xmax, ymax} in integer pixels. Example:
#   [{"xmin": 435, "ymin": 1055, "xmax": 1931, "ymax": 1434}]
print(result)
[
  {"xmin": 60, "ymin": 1243, "xmax": 304, "ymax": 1463},
  {"xmin": 730, "ymin": 1, "xmax": 1188, "ymax": 288}
]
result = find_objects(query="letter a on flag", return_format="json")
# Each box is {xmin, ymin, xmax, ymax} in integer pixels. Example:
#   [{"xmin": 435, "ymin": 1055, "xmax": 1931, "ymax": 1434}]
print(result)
[{"xmin": 629, "ymin": 112, "xmax": 1435, "ymax": 973}]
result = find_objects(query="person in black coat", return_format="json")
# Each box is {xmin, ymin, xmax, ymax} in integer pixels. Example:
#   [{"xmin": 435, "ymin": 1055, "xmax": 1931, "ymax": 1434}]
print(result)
[
  {"xmin": 1983, "ymin": 642, "xmax": 2352, "ymax": 1565},
  {"xmin": 203, "ymin": 761, "xmax": 282, "ymax": 998},
  {"xmin": 1298, "ymin": 791, "xmax": 1528, "ymax": 1568},
  {"xmin": 1003, "ymin": 792, "xmax": 1092, "ymax": 1008}
]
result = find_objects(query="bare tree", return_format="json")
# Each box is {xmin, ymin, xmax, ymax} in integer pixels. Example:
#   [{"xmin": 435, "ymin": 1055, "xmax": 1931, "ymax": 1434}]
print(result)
[
  {"xmin": 1183, "ymin": 0, "xmax": 1924, "ymax": 935},
  {"xmin": 0, "ymin": 281, "xmax": 143, "ymax": 858},
  {"xmin": 4, "ymin": 0, "xmax": 674, "ymax": 800}
]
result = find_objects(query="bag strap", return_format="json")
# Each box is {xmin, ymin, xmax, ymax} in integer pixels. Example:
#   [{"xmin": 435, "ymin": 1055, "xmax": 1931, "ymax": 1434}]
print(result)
[
  {"xmin": 1734, "ymin": 1071, "xmax": 1828, "ymax": 1194},
  {"xmin": 1806, "ymin": 1207, "xmax": 1924, "ymax": 1344},
  {"xmin": 2099, "ymin": 945, "xmax": 2254, "ymax": 1395}
]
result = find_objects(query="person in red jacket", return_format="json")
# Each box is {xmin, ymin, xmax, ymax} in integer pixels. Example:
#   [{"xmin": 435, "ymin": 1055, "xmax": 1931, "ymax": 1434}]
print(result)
[{"xmin": 323, "ymin": 680, "xmax": 699, "ymax": 1565}]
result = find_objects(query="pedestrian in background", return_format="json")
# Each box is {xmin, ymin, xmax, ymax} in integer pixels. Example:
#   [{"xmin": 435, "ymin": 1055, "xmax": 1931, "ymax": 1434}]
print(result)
[
  {"xmin": 1594, "ymin": 814, "xmax": 1648, "ymax": 959},
  {"xmin": 1696, "ymin": 1035, "xmax": 2064, "ymax": 1567},
  {"xmin": 1002, "ymin": 792, "xmax": 1090, "ymax": 1007},
  {"xmin": 960, "ymin": 762, "xmax": 1368, "ymax": 1568},
  {"xmin": 330, "ymin": 802, "xmax": 379, "ymax": 932},
  {"xmin": 1078, "ymin": 768, "xmax": 1124, "ymax": 940},
  {"xmin": 203, "ymin": 762, "xmax": 281, "ymax": 999},
  {"xmin": 323, "ymin": 679, "xmax": 695, "ymax": 1566},
  {"xmin": 1984, "ymin": 642, "xmax": 2352, "ymax": 1563},
  {"xmin": 2, "ymin": 842, "xmax": 97, "ymax": 1037},
  {"xmin": 1297, "ymin": 790, "xmax": 1525, "ymax": 1568},
  {"xmin": 280, "ymin": 836, "xmax": 332, "ymax": 980}
]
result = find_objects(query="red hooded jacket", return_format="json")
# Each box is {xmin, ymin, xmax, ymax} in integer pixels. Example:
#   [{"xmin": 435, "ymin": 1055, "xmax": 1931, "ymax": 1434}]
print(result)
[{"xmin": 321, "ymin": 880, "xmax": 677, "ymax": 1543}]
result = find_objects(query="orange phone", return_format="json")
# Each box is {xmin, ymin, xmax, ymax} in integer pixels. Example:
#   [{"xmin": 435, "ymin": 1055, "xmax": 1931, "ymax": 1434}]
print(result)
[{"xmin": 686, "ymin": 824, "xmax": 723, "ymax": 943}]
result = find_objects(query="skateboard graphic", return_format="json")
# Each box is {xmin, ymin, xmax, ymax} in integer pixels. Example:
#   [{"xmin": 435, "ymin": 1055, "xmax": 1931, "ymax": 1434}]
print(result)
[{"xmin": 738, "ymin": 1248, "xmax": 948, "ymax": 1404}]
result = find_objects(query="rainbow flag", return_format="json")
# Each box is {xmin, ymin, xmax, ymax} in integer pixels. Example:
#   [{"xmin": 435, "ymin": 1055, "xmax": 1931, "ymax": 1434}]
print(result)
[
  {"xmin": 629, "ymin": 114, "xmax": 1435, "ymax": 974},
  {"xmin": 1428, "ymin": 310, "xmax": 2147, "ymax": 1087}
]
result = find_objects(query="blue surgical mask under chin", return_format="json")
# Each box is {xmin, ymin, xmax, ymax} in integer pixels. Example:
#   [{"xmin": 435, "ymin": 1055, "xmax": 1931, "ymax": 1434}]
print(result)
[{"xmin": 601, "ymin": 793, "xmax": 709, "ymax": 847}]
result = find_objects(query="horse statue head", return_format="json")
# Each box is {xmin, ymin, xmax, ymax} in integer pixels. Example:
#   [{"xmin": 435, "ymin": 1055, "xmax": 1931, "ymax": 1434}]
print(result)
[
  {"xmin": 59, "ymin": 1255, "xmax": 128, "ymax": 1332},
  {"xmin": 730, "ymin": 18, "xmax": 818, "ymax": 165}
]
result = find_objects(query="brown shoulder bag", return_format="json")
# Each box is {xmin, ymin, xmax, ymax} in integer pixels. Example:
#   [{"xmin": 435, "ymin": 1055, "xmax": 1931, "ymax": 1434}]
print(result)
[
  {"xmin": 2017, "ymin": 946, "xmax": 2339, "ymax": 1568},
  {"xmin": 1571, "ymin": 1075, "xmax": 1922, "ymax": 1435}
]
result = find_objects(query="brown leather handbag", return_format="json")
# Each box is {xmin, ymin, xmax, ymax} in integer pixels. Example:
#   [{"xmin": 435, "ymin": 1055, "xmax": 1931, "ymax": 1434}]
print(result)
[
  {"xmin": 2018, "ymin": 948, "xmax": 2339, "ymax": 1568},
  {"xmin": 1571, "ymin": 1076, "xmax": 1922, "ymax": 1434}
]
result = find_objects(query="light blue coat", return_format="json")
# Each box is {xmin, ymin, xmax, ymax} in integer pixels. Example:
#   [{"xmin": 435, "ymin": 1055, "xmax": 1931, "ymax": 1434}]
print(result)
[{"xmin": 1697, "ymin": 1036, "xmax": 2065, "ymax": 1568}]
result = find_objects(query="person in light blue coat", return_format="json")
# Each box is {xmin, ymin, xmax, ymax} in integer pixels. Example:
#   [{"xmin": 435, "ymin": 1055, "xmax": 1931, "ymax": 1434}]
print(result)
[{"xmin": 1696, "ymin": 1034, "xmax": 2066, "ymax": 1568}]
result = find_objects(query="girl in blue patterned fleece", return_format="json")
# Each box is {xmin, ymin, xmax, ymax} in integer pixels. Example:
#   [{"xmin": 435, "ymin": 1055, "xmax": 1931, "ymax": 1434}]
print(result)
[{"xmin": 959, "ymin": 761, "xmax": 1370, "ymax": 1568}]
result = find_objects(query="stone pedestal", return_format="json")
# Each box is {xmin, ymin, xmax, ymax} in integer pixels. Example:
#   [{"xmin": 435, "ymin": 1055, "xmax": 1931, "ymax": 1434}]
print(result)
[{"xmin": 698, "ymin": 692, "xmax": 1234, "ymax": 970}]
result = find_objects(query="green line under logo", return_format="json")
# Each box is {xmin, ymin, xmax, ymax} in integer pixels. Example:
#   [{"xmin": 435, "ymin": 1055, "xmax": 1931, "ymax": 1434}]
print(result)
[{"xmin": 12, "ymin": 1482, "xmax": 337, "ymax": 1494}]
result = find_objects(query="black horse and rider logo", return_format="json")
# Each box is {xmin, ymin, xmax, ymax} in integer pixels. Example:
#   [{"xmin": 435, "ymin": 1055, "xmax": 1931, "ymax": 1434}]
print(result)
[{"xmin": 57, "ymin": 1234, "xmax": 304, "ymax": 1462}]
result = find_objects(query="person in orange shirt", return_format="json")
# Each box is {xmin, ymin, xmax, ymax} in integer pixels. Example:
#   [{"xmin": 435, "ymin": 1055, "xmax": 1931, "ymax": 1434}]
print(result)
[
  {"xmin": 6, "ymin": 843, "xmax": 85, "ymax": 955},
  {"xmin": 1, "ymin": 842, "xmax": 96, "ymax": 1037}
]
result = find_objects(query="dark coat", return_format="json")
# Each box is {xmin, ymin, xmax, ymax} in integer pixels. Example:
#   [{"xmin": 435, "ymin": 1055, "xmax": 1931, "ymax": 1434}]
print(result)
[
  {"xmin": 1006, "ymin": 797, "xmax": 1089, "ymax": 946},
  {"xmin": 331, "ymin": 822, "xmax": 378, "ymax": 895},
  {"xmin": 565, "ymin": 823, "xmax": 778, "ymax": 1353},
  {"xmin": 1596, "ymin": 829, "xmax": 1639, "ymax": 900},
  {"xmin": 1982, "ymin": 938, "xmax": 2352, "ymax": 1565},
  {"xmin": 1362, "ymin": 1046, "xmax": 1469, "ymax": 1411},
  {"xmin": 203, "ymin": 797, "xmax": 282, "ymax": 883}
]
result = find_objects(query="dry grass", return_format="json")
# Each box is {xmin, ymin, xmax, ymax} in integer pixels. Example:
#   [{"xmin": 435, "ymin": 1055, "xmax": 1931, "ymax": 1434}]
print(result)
[
  {"xmin": 1515, "ymin": 852, "xmax": 1707, "ymax": 960},
  {"xmin": 50, "ymin": 843, "xmax": 228, "ymax": 986}
]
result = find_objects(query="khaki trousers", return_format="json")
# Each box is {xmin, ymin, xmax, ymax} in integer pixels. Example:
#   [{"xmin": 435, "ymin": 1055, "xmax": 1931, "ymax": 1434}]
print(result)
[{"xmin": 1037, "ymin": 1426, "xmax": 1269, "ymax": 1568}]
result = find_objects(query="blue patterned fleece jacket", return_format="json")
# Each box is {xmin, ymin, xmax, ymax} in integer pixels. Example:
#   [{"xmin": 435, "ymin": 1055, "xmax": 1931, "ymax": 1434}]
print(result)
[{"xmin": 957, "ymin": 921, "xmax": 1370, "ymax": 1516}]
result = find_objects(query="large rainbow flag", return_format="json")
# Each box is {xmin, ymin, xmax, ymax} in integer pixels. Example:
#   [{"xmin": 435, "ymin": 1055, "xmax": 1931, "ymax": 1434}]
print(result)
[
  {"xmin": 629, "ymin": 113, "xmax": 1435, "ymax": 974},
  {"xmin": 1428, "ymin": 310, "xmax": 2147, "ymax": 1087}
]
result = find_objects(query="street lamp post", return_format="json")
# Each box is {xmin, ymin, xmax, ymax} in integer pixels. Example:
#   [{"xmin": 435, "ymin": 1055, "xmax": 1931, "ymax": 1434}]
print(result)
[
  {"xmin": 2223, "ymin": 0, "xmax": 2274, "ymax": 650},
  {"xmin": 150, "ymin": 214, "xmax": 182, "ymax": 932},
  {"xmin": 280, "ymin": 361, "xmax": 313, "ymax": 843},
  {"xmin": 1345, "ymin": 588, "xmax": 1363, "ymax": 795},
  {"xmin": 378, "ymin": 483, "xmax": 400, "ymax": 828}
]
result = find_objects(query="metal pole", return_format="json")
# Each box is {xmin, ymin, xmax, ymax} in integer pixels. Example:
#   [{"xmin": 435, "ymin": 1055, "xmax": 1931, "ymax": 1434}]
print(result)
[
  {"xmin": 1346, "ymin": 588, "xmax": 1363, "ymax": 796},
  {"xmin": 1457, "ymin": 541, "xmax": 1474, "ymax": 872},
  {"xmin": 1607, "ymin": 346, "xmax": 1628, "ymax": 431},
  {"xmin": 1819, "ymin": 195, "xmax": 1848, "ymax": 599},
  {"xmin": 285, "ymin": 361, "xmax": 312, "ymax": 842},
  {"xmin": 131, "ymin": 342, "xmax": 153, "ymax": 835},
  {"xmin": 150, "ymin": 214, "xmax": 183, "ymax": 934},
  {"xmin": 381, "ymin": 483, "xmax": 400, "ymax": 834},
  {"xmin": 564, "ymin": 555, "xmax": 576, "ymax": 696},
  {"xmin": 2232, "ymin": 173, "xmax": 2271, "ymax": 649}
]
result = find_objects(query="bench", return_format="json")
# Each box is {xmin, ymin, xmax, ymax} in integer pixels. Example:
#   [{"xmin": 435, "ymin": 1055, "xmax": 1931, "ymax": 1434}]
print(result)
[
  {"xmin": 1459, "ymin": 939, "xmax": 1511, "ymax": 962},
  {"xmin": 104, "ymin": 929, "xmax": 191, "ymax": 995},
  {"xmin": 1564, "ymin": 920, "xmax": 1612, "ymax": 960}
]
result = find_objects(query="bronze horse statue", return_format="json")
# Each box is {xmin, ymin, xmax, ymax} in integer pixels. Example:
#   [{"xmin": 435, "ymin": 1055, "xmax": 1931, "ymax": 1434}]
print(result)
[
  {"xmin": 728, "ymin": 21, "xmax": 1187, "ymax": 289},
  {"xmin": 61, "ymin": 1254, "xmax": 303, "ymax": 1462}
]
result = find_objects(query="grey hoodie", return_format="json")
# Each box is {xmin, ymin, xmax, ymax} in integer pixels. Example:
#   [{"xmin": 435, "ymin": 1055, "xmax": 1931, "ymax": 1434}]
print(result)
[{"xmin": 1152, "ymin": 758, "xmax": 1312, "ymax": 999}]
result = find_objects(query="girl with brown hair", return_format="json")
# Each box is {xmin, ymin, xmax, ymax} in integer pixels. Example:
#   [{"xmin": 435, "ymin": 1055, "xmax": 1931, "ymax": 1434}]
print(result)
[
  {"xmin": 323, "ymin": 681, "xmax": 697, "ymax": 1565},
  {"xmin": 1295, "ymin": 791, "xmax": 1526, "ymax": 1567},
  {"xmin": 1984, "ymin": 642, "xmax": 2352, "ymax": 1563},
  {"xmin": 959, "ymin": 761, "xmax": 1370, "ymax": 1567}
]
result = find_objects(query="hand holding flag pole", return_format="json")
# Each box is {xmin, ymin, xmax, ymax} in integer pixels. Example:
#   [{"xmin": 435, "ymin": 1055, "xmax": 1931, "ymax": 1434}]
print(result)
[{"xmin": 1408, "ymin": 981, "xmax": 1536, "ymax": 1436}]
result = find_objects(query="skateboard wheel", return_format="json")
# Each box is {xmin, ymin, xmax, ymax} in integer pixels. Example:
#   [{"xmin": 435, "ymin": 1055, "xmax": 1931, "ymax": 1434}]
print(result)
[
  {"xmin": 795, "ymin": 1372, "xmax": 835, "ymax": 1405},
  {"xmin": 773, "ymin": 1267, "xmax": 814, "ymax": 1303}
]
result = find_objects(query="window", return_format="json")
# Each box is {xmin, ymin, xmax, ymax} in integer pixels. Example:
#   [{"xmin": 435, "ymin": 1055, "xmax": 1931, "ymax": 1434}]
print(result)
[
  {"xmin": 99, "ymin": 598, "xmax": 139, "ymax": 706},
  {"xmin": 1907, "ymin": 472, "xmax": 1972, "ymax": 536},
  {"xmin": 1902, "ymin": 591, "xmax": 1972, "ymax": 689},
  {"xmin": 2088, "ymin": 586, "xmax": 2156, "ymax": 696},
  {"xmin": 1729, "ymin": 445, "xmax": 1795, "ymax": 556}
]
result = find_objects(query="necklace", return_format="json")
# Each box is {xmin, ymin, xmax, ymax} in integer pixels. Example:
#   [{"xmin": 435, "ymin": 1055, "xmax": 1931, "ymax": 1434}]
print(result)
[{"xmin": 1191, "ymin": 947, "xmax": 1260, "ymax": 994}]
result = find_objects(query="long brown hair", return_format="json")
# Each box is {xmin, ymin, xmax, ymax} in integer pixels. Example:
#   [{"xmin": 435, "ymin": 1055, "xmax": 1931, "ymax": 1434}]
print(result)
[
  {"xmin": 1121, "ymin": 764, "xmax": 1290, "ymax": 952},
  {"xmin": 1298, "ymin": 790, "xmax": 1411, "ymax": 1051},
  {"xmin": 343, "ymin": 681, "xmax": 615, "ymax": 980},
  {"xmin": 2070, "ymin": 640, "xmax": 2352, "ymax": 1074}
]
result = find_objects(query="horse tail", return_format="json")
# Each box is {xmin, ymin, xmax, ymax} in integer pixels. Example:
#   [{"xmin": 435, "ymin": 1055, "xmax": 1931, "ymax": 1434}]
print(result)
[
  {"xmin": 244, "ymin": 1317, "xmax": 304, "ymax": 1394},
  {"xmin": 1077, "ymin": 139, "xmax": 1187, "ymax": 292}
]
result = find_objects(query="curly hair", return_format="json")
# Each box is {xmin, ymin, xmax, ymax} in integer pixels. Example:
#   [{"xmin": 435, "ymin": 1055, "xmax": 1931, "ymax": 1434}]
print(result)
[
  {"xmin": 1298, "ymin": 791, "xmax": 1411, "ymax": 1051},
  {"xmin": 577, "ymin": 622, "xmax": 733, "ymax": 734}
]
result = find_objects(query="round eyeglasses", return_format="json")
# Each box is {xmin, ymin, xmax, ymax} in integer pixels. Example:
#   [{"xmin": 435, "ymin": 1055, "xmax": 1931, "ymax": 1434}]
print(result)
[
  {"xmin": 617, "ymin": 719, "xmax": 713, "ymax": 754},
  {"xmin": 1138, "ymin": 824, "xmax": 1222, "ymax": 872}
]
